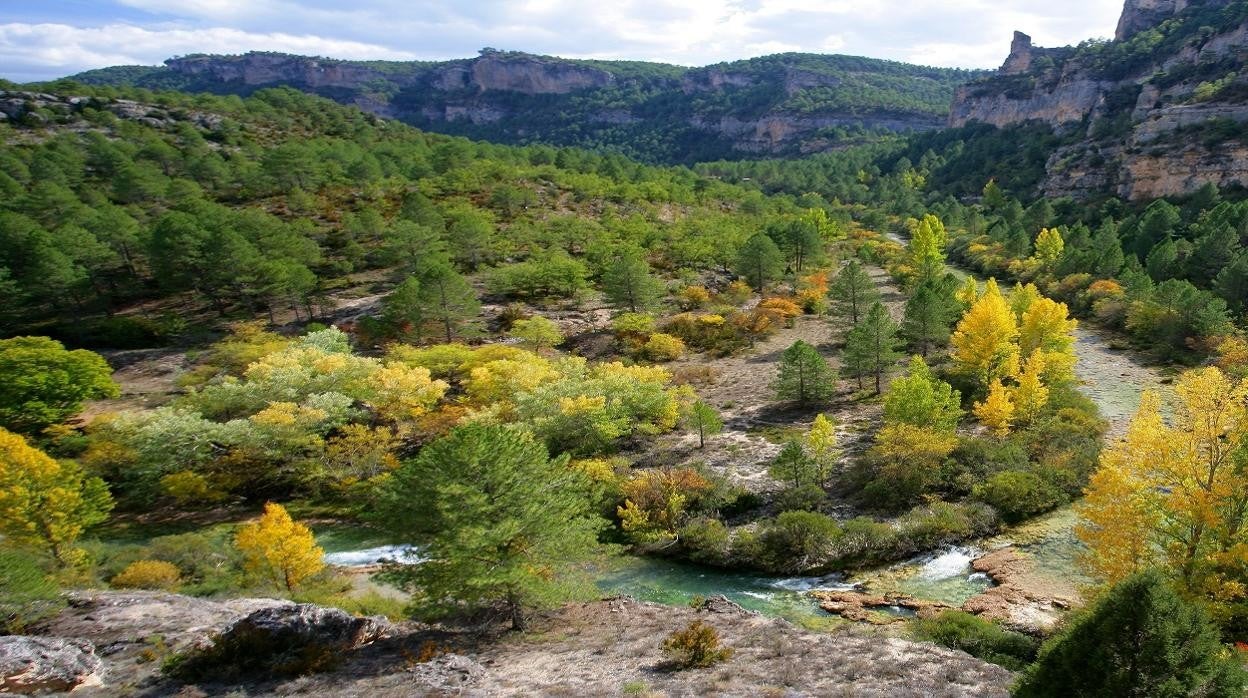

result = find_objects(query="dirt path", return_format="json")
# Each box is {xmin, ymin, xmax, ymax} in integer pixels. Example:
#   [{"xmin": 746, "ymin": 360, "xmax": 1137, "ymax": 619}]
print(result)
[{"xmin": 648, "ymin": 265, "xmax": 910, "ymax": 501}]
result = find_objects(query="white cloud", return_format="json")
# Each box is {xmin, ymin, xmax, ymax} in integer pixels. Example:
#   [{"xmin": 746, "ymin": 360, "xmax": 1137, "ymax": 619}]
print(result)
[{"xmin": 0, "ymin": 0, "xmax": 1128, "ymax": 81}]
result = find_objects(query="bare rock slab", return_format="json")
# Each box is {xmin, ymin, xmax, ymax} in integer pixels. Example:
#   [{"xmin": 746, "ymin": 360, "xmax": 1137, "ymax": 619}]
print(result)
[{"xmin": 0, "ymin": 636, "xmax": 103, "ymax": 694}]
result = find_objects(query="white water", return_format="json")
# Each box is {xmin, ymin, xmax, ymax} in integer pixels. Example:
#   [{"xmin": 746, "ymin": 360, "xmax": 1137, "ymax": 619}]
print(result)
[
  {"xmin": 915, "ymin": 546, "xmax": 980, "ymax": 581},
  {"xmin": 769, "ymin": 574, "xmax": 857, "ymax": 592},
  {"xmin": 323, "ymin": 544, "xmax": 424, "ymax": 567}
]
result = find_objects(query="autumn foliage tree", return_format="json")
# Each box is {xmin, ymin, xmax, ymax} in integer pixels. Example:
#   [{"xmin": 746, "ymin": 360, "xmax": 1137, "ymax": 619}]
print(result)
[
  {"xmin": 0, "ymin": 427, "xmax": 113, "ymax": 566},
  {"xmin": 950, "ymin": 279, "xmax": 1019, "ymax": 389},
  {"xmin": 234, "ymin": 501, "xmax": 325, "ymax": 593},
  {"xmin": 1077, "ymin": 367, "xmax": 1248, "ymax": 628}
]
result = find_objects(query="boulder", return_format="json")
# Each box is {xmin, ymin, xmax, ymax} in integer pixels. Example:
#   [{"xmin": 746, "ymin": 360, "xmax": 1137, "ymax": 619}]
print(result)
[
  {"xmin": 0, "ymin": 636, "xmax": 103, "ymax": 694},
  {"xmin": 172, "ymin": 603, "xmax": 394, "ymax": 680}
]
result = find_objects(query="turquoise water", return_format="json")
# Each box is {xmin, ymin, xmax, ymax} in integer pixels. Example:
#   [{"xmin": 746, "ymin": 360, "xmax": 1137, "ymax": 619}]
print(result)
[{"xmin": 595, "ymin": 556, "xmax": 852, "ymax": 629}]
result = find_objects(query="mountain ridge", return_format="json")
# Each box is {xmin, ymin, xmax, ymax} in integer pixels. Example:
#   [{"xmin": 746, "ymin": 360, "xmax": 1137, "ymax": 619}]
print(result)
[{"xmin": 64, "ymin": 49, "xmax": 981, "ymax": 164}]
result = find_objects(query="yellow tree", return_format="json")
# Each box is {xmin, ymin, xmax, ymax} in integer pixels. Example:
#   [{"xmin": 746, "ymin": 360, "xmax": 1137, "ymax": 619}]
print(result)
[
  {"xmin": 1076, "ymin": 391, "xmax": 1169, "ymax": 585},
  {"xmin": 1012, "ymin": 353, "xmax": 1050, "ymax": 425},
  {"xmin": 951, "ymin": 278, "xmax": 1019, "ymax": 388},
  {"xmin": 805, "ymin": 413, "xmax": 840, "ymax": 487},
  {"xmin": 0, "ymin": 428, "xmax": 113, "ymax": 566},
  {"xmin": 235, "ymin": 502, "xmax": 325, "ymax": 592},
  {"xmin": 955, "ymin": 276, "xmax": 980, "ymax": 309},
  {"xmin": 909, "ymin": 214, "xmax": 947, "ymax": 284},
  {"xmin": 1033, "ymin": 227, "xmax": 1065, "ymax": 273},
  {"xmin": 973, "ymin": 379, "xmax": 1015, "ymax": 436},
  {"xmin": 1077, "ymin": 369, "xmax": 1248, "ymax": 618},
  {"xmin": 1019, "ymin": 297, "xmax": 1078, "ymax": 383},
  {"xmin": 1009, "ymin": 282, "xmax": 1042, "ymax": 321}
]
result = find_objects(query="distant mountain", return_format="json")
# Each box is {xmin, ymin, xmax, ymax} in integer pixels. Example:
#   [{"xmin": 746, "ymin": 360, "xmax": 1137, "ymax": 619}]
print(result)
[
  {"xmin": 949, "ymin": 0, "xmax": 1248, "ymax": 200},
  {"xmin": 67, "ymin": 49, "xmax": 980, "ymax": 164}
]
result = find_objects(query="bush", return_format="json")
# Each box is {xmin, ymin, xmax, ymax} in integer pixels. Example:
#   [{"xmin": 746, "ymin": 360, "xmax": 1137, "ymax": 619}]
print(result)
[
  {"xmin": 910, "ymin": 610, "xmax": 1038, "ymax": 670},
  {"xmin": 775, "ymin": 483, "xmax": 827, "ymax": 512},
  {"xmin": 1014, "ymin": 570, "xmax": 1245, "ymax": 697},
  {"xmin": 661, "ymin": 620, "xmax": 734, "ymax": 668},
  {"xmin": 0, "ymin": 550, "xmax": 63, "ymax": 634},
  {"xmin": 755, "ymin": 510, "xmax": 842, "ymax": 573},
  {"xmin": 642, "ymin": 333, "xmax": 685, "ymax": 362},
  {"xmin": 678, "ymin": 517, "xmax": 730, "ymax": 565},
  {"xmin": 111, "ymin": 560, "xmax": 182, "ymax": 590},
  {"xmin": 973, "ymin": 470, "xmax": 1064, "ymax": 524}
]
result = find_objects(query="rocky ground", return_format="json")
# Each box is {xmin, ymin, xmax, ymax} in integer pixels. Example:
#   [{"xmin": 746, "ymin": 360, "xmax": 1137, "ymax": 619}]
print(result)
[{"xmin": 5, "ymin": 591, "xmax": 1014, "ymax": 697}]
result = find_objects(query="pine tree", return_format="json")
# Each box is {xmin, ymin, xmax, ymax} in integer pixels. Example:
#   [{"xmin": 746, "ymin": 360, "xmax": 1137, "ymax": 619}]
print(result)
[
  {"xmin": 769, "ymin": 439, "xmax": 818, "ymax": 489},
  {"xmin": 381, "ymin": 276, "xmax": 424, "ymax": 341},
  {"xmin": 843, "ymin": 302, "xmax": 902, "ymax": 395},
  {"xmin": 681, "ymin": 400, "xmax": 724, "ymax": 448},
  {"xmin": 603, "ymin": 248, "xmax": 664, "ymax": 312},
  {"xmin": 736, "ymin": 233, "xmax": 785, "ymax": 292},
  {"xmin": 0, "ymin": 428, "xmax": 113, "ymax": 567},
  {"xmin": 902, "ymin": 276, "xmax": 959, "ymax": 356},
  {"xmin": 773, "ymin": 340, "xmax": 837, "ymax": 403},
  {"xmin": 1014, "ymin": 571, "xmax": 1245, "ymax": 698},
  {"xmin": 374, "ymin": 423, "xmax": 604, "ymax": 631},
  {"xmin": 418, "ymin": 260, "xmax": 481, "ymax": 343},
  {"xmin": 828, "ymin": 260, "xmax": 879, "ymax": 326},
  {"xmin": 234, "ymin": 502, "xmax": 325, "ymax": 593}
]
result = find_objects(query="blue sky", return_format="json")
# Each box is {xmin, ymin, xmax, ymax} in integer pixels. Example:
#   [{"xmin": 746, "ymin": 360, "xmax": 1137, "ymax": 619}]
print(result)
[{"xmin": 2, "ymin": 0, "xmax": 1124, "ymax": 82}]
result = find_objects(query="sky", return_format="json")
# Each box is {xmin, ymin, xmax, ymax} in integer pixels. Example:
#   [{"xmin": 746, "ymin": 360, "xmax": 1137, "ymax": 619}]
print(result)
[{"xmin": 1, "ymin": 0, "xmax": 1125, "ymax": 83}]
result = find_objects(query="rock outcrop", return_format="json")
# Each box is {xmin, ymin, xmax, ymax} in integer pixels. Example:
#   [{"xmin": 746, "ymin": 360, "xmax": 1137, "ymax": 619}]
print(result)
[
  {"xmin": 72, "ymin": 50, "xmax": 971, "ymax": 162},
  {"xmin": 0, "ymin": 636, "xmax": 103, "ymax": 694},
  {"xmin": 949, "ymin": 0, "xmax": 1248, "ymax": 199},
  {"xmin": 960, "ymin": 547, "xmax": 1078, "ymax": 633},
  {"xmin": 19, "ymin": 590, "xmax": 1015, "ymax": 696}
]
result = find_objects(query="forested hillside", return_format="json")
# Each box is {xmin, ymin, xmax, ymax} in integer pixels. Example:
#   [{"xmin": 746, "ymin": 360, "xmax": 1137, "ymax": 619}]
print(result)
[
  {"xmin": 64, "ymin": 49, "xmax": 979, "ymax": 163},
  {"xmin": 0, "ymin": 83, "xmax": 797, "ymax": 346}
]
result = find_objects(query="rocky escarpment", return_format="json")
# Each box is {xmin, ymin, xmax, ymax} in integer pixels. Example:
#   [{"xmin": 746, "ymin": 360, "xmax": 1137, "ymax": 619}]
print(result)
[
  {"xmin": 18, "ymin": 590, "xmax": 1014, "ymax": 696},
  {"xmin": 72, "ymin": 50, "xmax": 975, "ymax": 162},
  {"xmin": 949, "ymin": 0, "xmax": 1248, "ymax": 199}
]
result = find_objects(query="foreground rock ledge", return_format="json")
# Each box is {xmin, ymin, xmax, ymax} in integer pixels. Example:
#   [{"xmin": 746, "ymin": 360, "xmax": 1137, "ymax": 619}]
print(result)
[
  {"xmin": 22, "ymin": 590, "xmax": 1012, "ymax": 696},
  {"xmin": 0, "ymin": 636, "xmax": 103, "ymax": 694}
]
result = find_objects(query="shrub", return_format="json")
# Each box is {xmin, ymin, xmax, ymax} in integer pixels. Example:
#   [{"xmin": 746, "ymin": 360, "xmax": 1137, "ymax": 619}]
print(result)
[
  {"xmin": 0, "ymin": 550, "xmax": 63, "ymax": 633},
  {"xmin": 910, "ymin": 610, "xmax": 1038, "ymax": 670},
  {"xmin": 1014, "ymin": 571, "xmax": 1245, "ymax": 697},
  {"xmin": 612, "ymin": 312, "xmax": 656, "ymax": 337},
  {"xmin": 643, "ymin": 333, "xmax": 685, "ymax": 362},
  {"xmin": 775, "ymin": 483, "xmax": 827, "ymax": 512},
  {"xmin": 111, "ymin": 559, "xmax": 182, "ymax": 590},
  {"xmin": 661, "ymin": 620, "xmax": 734, "ymax": 668},
  {"xmin": 160, "ymin": 470, "xmax": 228, "ymax": 506},
  {"xmin": 678, "ymin": 517, "xmax": 730, "ymax": 565},
  {"xmin": 973, "ymin": 470, "xmax": 1064, "ymax": 523},
  {"xmin": 755, "ymin": 510, "xmax": 841, "ymax": 573},
  {"xmin": 676, "ymin": 285, "xmax": 711, "ymax": 309}
]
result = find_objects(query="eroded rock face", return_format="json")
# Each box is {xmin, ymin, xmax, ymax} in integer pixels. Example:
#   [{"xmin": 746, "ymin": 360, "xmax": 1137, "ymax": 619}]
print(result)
[
  {"xmin": 222, "ymin": 603, "xmax": 393, "ymax": 652},
  {"xmin": 950, "ymin": 0, "xmax": 1248, "ymax": 199},
  {"xmin": 960, "ymin": 547, "xmax": 1078, "ymax": 634},
  {"xmin": 0, "ymin": 636, "xmax": 103, "ymax": 694}
]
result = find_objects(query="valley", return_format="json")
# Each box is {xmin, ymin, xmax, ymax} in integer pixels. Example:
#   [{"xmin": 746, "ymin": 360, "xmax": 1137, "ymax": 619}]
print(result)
[{"xmin": 4, "ymin": 0, "xmax": 1248, "ymax": 695}]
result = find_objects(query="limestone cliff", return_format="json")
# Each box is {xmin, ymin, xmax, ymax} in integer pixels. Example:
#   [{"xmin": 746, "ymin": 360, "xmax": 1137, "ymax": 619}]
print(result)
[
  {"xmin": 948, "ymin": 0, "xmax": 1248, "ymax": 199},
  {"xmin": 74, "ymin": 50, "xmax": 976, "ymax": 163}
]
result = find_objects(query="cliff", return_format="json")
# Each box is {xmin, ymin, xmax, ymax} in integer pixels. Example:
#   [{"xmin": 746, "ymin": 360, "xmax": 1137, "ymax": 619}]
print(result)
[
  {"xmin": 69, "ymin": 50, "xmax": 978, "ymax": 164},
  {"xmin": 948, "ymin": 0, "xmax": 1248, "ymax": 200}
]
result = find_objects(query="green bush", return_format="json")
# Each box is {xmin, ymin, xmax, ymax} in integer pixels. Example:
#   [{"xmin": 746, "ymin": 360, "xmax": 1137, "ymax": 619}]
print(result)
[
  {"xmin": 0, "ymin": 550, "xmax": 63, "ymax": 634},
  {"xmin": 677, "ymin": 517, "xmax": 730, "ymax": 565},
  {"xmin": 755, "ymin": 510, "xmax": 842, "ymax": 573},
  {"xmin": 910, "ymin": 610, "xmax": 1038, "ymax": 670},
  {"xmin": 775, "ymin": 483, "xmax": 827, "ymax": 512},
  {"xmin": 1014, "ymin": 571, "xmax": 1245, "ymax": 697},
  {"xmin": 973, "ymin": 470, "xmax": 1064, "ymax": 524}
]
